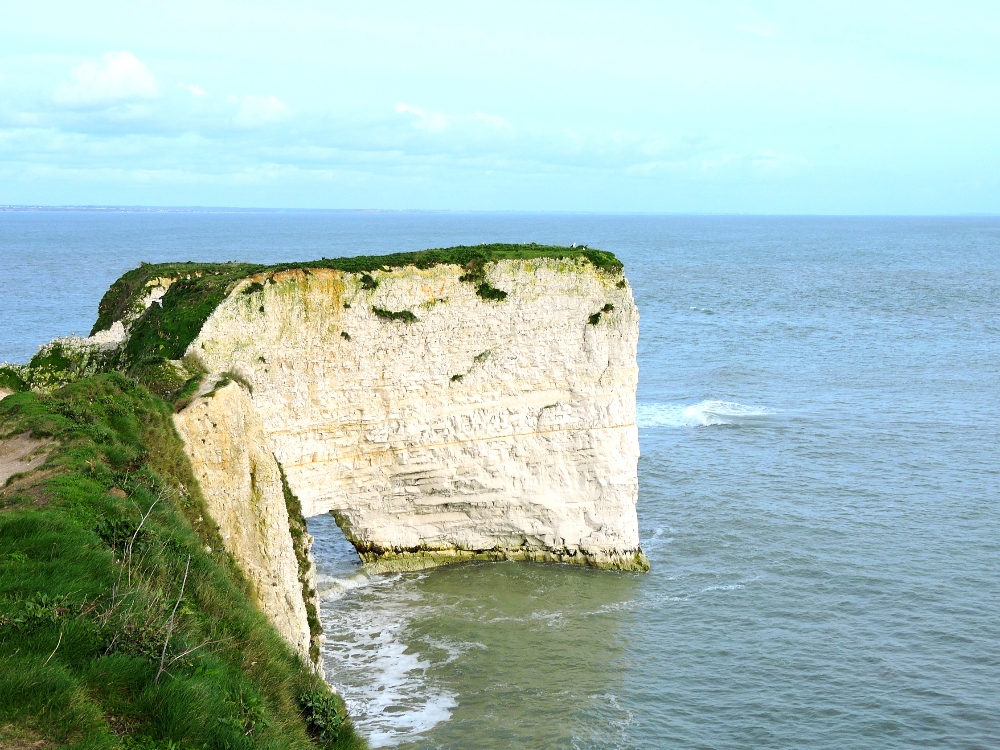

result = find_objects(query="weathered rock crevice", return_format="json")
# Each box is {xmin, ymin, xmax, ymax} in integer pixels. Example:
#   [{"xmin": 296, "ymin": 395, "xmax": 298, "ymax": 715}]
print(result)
[{"xmin": 279, "ymin": 464, "xmax": 324, "ymax": 664}]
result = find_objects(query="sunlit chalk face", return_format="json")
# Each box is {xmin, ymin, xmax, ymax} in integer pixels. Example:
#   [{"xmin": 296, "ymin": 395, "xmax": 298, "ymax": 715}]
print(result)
[{"xmin": 187, "ymin": 260, "xmax": 644, "ymax": 570}]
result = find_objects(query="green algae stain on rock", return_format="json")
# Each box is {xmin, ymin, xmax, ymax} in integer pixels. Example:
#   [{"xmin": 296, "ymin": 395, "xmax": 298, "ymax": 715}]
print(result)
[
  {"xmin": 372, "ymin": 307, "xmax": 419, "ymax": 324},
  {"xmin": 354, "ymin": 543, "xmax": 651, "ymax": 574}
]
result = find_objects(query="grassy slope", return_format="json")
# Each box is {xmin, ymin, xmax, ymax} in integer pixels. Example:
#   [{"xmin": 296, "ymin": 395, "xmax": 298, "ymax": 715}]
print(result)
[
  {"xmin": 0, "ymin": 374, "xmax": 365, "ymax": 749},
  {"xmin": 96, "ymin": 245, "xmax": 623, "ymax": 364}
]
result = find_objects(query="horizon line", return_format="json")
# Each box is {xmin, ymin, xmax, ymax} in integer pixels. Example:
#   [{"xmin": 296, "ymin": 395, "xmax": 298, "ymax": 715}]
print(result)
[{"xmin": 1, "ymin": 205, "xmax": 998, "ymax": 218}]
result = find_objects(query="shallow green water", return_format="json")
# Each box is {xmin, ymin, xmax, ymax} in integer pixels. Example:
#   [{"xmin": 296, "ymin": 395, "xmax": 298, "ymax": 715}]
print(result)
[{"xmin": 309, "ymin": 544, "xmax": 644, "ymax": 748}]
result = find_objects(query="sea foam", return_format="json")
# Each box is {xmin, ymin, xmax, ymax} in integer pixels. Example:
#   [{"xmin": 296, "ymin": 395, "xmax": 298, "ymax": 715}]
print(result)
[
  {"xmin": 319, "ymin": 584, "xmax": 457, "ymax": 748},
  {"xmin": 636, "ymin": 400, "xmax": 769, "ymax": 428},
  {"xmin": 316, "ymin": 571, "xmax": 378, "ymax": 600}
]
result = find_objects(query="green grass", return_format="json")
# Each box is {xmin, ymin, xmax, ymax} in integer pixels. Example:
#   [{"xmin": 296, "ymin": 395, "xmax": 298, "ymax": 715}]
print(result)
[
  {"xmin": 93, "ymin": 245, "xmax": 622, "ymax": 371},
  {"xmin": 371, "ymin": 308, "xmax": 418, "ymax": 324},
  {"xmin": 276, "ymin": 243, "xmax": 622, "ymax": 277},
  {"xmin": 2, "ymin": 342, "xmax": 119, "ymax": 394},
  {"xmin": 0, "ymin": 365, "xmax": 27, "ymax": 393},
  {"xmin": 0, "ymin": 374, "xmax": 366, "ymax": 749},
  {"xmin": 92, "ymin": 262, "xmax": 263, "ymax": 337},
  {"xmin": 279, "ymin": 469, "xmax": 322, "ymax": 665},
  {"xmin": 27, "ymin": 343, "xmax": 75, "ymax": 373},
  {"xmin": 130, "ymin": 357, "xmax": 206, "ymax": 407},
  {"xmin": 121, "ymin": 269, "xmax": 259, "ymax": 366},
  {"xmin": 474, "ymin": 282, "xmax": 508, "ymax": 302}
]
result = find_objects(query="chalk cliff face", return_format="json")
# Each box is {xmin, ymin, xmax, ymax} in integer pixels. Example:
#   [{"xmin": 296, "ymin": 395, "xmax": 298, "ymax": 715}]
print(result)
[
  {"xmin": 173, "ymin": 382, "xmax": 316, "ymax": 660},
  {"xmin": 183, "ymin": 257, "xmax": 645, "ymax": 572}
]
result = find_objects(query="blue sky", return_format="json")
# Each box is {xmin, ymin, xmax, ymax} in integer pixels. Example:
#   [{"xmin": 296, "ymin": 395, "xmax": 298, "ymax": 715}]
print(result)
[{"xmin": 1, "ymin": 1, "xmax": 998, "ymax": 212}]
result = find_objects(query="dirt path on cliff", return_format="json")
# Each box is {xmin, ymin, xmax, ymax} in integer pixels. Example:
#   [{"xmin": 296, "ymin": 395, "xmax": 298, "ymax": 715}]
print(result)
[{"xmin": 0, "ymin": 433, "xmax": 53, "ymax": 485}]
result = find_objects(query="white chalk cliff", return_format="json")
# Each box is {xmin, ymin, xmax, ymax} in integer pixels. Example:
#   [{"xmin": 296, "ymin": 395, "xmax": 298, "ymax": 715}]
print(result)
[
  {"xmin": 164, "ymin": 256, "xmax": 645, "ymax": 660},
  {"xmin": 174, "ymin": 381, "xmax": 317, "ymax": 660}
]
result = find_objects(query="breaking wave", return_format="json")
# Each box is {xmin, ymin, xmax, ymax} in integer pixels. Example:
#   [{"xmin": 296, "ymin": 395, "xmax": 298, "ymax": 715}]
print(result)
[
  {"xmin": 319, "ymin": 596, "xmax": 458, "ymax": 748},
  {"xmin": 636, "ymin": 400, "xmax": 770, "ymax": 428},
  {"xmin": 316, "ymin": 571, "xmax": 382, "ymax": 601}
]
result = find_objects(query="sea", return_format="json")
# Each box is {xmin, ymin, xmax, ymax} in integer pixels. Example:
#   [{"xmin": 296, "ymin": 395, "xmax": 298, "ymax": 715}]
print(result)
[{"xmin": 2, "ymin": 212, "xmax": 999, "ymax": 748}]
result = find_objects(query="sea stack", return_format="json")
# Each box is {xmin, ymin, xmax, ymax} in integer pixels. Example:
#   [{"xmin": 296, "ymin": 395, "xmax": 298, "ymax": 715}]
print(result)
[{"xmin": 79, "ymin": 246, "xmax": 647, "ymax": 657}]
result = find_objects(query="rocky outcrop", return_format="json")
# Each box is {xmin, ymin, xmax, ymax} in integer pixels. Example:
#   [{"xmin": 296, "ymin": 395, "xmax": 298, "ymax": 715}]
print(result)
[
  {"xmin": 0, "ymin": 328, "xmax": 124, "ymax": 394},
  {"xmin": 186, "ymin": 257, "xmax": 645, "ymax": 572},
  {"xmin": 63, "ymin": 248, "xmax": 648, "ymax": 662}
]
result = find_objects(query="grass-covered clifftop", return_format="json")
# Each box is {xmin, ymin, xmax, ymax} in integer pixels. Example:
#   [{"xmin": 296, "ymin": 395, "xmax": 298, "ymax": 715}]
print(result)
[
  {"xmin": 0, "ymin": 374, "xmax": 365, "ymax": 749},
  {"xmin": 94, "ymin": 244, "xmax": 623, "ymax": 365}
]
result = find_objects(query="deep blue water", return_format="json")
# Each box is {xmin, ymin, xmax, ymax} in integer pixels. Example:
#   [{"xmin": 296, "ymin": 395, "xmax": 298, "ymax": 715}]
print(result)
[{"xmin": 2, "ymin": 212, "xmax": 999, "ymax": 748}]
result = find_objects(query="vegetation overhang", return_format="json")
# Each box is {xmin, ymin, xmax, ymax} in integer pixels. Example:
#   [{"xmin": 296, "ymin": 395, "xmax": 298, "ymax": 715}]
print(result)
[{"xmin": 93, "ymin": 244, "xmax": 624, "ymax": 364}]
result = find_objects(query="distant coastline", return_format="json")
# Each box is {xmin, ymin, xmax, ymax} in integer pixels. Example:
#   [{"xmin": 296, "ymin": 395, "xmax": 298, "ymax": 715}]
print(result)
[
  {"xmin": 3, "ymin": 206, "xmax": 998, "ymax": 216},
  {"xmin": 0, "ymin": 205, "xmax": 417, "ymax": 213}
]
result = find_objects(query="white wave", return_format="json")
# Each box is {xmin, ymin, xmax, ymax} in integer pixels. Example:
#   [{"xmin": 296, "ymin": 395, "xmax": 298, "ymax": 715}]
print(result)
[
  {"xmin": 701, "ymin": 583, "xmax": 745, "ymax": 592},
  {"xmin": 701, "ymin": 574, "xmax": 763, "ymax": 594},
  {"xmin": 319, "ymin": 581, "xmax": 456, "ymax": 747},
  {"xmin": 641, "ymin": 526, "xmax": 674, "ymax": 553},
  {"xmin": 636, "ymin": 400, "xmax": 769, "ymax": 428},
  {"xmin": 317, "ymin": 571, "xmax": 380, "ymax": 601},
  {"xmin": 417, "ymin": 635, "xmax": 487, "ymax": 665}
]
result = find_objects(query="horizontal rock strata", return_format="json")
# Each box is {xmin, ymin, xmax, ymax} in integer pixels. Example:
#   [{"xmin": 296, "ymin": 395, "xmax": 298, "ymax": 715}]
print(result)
[{"xmin": 184, "ymin": 257, "xmax": 646, "ymax": 573}]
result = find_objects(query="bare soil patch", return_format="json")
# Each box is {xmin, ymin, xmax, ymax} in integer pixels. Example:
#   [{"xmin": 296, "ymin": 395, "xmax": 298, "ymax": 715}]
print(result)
[
  {"xmin": 0, "ymin": 433, "xmax": 53, "ymax": 486},
  {"xmin": 0, "ymin": 724, "xmax": 50, "ymax": 750}
]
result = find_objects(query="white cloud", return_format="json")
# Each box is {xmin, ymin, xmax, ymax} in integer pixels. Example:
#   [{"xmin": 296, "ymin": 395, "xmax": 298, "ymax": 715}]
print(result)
[
  {"xmin": 395, "ymin": 103, "xmax": 451, "ymax": 131},
  {"xmin": 53, "ymin": 51, "xmax": 158, "ymax": 108},
  {"xmin": 178, "ymin": 82, "xmax": 207, "ymax": 97},
  {"xmin": 395, "ymin": 103, "xmax": 509, "ymax": 132},
  {"xmin": 233, "ymin": 94, "xmax": 289, "ymax": 127},
  {"xmin": 734, "ymin": 21, "xmax": 779, "ymax": 38}
]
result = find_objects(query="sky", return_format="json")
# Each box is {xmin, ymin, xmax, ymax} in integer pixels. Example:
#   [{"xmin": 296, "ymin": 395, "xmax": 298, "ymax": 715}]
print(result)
[{"xmin": 1, "ymin": 1, "xmax": 999, "ymax": 213}]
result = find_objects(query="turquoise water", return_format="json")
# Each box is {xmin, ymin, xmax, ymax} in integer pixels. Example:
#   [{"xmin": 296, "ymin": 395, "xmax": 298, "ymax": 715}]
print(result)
[{"xmin": 3, "ymin": 213, "xmax": 999, "ymax": 748}]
